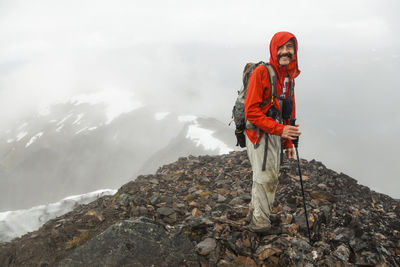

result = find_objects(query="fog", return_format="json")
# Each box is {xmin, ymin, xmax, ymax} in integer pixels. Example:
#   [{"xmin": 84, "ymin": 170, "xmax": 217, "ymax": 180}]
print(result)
[{"xmin": 0, "ymin": 0, "xmax": 399, "ymax": 198}]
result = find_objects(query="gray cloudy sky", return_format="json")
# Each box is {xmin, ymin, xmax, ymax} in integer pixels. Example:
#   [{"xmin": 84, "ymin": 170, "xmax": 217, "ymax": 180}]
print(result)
[{"xmin": 0, "ymin": 0, "xmax": 399, "ymax": 198}]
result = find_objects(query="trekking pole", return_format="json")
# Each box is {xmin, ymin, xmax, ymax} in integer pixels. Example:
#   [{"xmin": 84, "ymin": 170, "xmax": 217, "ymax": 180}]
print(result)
[{"xmin": 290, "ymin": 119, "xmax": 312, "ymax": 244}]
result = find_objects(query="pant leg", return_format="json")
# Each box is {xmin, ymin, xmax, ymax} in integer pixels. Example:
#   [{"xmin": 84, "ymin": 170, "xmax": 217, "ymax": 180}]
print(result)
[{"xmin": 246, "ymin": 133, "xmax": 281, "ymax": 226}]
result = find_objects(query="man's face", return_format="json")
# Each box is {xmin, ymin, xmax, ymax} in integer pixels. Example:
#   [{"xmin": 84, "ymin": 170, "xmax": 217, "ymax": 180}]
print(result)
[{"xmin": 277, "ymin": 40, "xmax": 295, "ymax": 66}]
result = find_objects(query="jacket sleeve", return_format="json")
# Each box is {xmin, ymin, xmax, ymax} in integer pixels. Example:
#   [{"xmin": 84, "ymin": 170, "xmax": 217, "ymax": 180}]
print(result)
[
  {"xmin": 244, "ymin": 67, "xmax": 284, "ymax": 136},
  {"xmin": 283, "ymin": 80, "xmax": 296, "ymax": 149}
]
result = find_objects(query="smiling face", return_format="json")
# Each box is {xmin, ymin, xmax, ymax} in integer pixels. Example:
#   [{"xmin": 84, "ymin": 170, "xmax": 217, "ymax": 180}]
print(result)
[{"xmin": 277, "ymin": 39, "xmax": 295, "ymax": 66}]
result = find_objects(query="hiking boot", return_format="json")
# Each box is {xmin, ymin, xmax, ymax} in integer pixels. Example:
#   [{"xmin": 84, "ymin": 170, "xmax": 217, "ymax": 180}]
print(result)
[
  {"xmin": 245, "ymin": 209, "xmax": 253, "ymax": 224},
  {"xmin": 246, "ymin": 222, "xmax": 272, "ymax": 233},
  {"xmin": 246, "ymin": 216, "xmax": 272, "ymax": 233}
]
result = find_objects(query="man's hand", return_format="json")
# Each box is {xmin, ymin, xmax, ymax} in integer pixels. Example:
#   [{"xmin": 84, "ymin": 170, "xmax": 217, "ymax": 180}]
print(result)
[
  {"xmin": 282, "ymin": 125, "xmax": 301, "ymax": 140},
  {"xmin": 285, "ymin": 148, "xmax": 295, "ymax": 159}
]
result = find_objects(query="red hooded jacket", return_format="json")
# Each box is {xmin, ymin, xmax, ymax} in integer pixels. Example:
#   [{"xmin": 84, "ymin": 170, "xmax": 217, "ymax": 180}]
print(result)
[{"xmin": 244, "ymin": 31, "xmax": 300, "ymax": 149}]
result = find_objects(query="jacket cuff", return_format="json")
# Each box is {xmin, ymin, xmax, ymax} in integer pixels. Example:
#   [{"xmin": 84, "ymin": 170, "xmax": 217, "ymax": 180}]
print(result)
[
  {"xmin": 274, "ymin": 123, "xmax": 285, "ymax": 136},
  {"xmin": 283, "ymin": 138, "xmax": 293, "ymax": 149}
]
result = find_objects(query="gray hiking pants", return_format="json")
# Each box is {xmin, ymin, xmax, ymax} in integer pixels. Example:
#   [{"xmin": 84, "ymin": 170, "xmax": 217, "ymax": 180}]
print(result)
[{"xmin": 246, "ymin": 132, "xmax": 281, "ymax": 227}]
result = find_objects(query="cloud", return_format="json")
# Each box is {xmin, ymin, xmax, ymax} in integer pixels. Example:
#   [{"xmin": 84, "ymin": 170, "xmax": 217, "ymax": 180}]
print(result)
[{"xmin": 0, "ymin": 0, "xmax": 399, "ymax": 198}]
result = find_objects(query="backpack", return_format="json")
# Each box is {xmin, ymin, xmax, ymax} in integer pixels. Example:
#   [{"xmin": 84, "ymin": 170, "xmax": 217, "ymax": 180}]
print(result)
[{"xmin": 231, "ymin": 61, "xmax": 277, "ymax": 147}]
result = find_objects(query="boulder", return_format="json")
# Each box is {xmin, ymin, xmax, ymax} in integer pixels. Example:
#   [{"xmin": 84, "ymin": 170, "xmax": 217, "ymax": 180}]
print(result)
[{"xmin": 59, "ymin": 217, "xmax": 198, "ymax": 266}]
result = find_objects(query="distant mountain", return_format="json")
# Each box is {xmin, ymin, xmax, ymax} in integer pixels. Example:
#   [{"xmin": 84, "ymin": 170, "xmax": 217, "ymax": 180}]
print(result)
[
  {"xmin": 0, "ymin": 92, "xmax": 236, "ymax": 211},
  {"xmin": 0, "ymin": 189, "xmax": 116, "ymax": 243},
  {"xmin": 137, "ymin": 116, "xmax": 236, "ymax": 176}
]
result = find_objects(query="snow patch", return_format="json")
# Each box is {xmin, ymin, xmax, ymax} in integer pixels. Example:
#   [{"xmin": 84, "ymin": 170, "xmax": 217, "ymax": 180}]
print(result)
[
  {"xmin": 0, "ymin": 212, "xmax": 10, "ymax": 221},
  {"xmin": 72, "ymin": 113, "xmax": 84, "ymax": 125},
  {"xmin": 75, "ymin": 127, "xmax": 88, "ymax": 134},
  {"xmin": 0, "ymin": 189, "xmax": 117, "ymax": 243},
  {"xmin": 155, "ymin": 112, "xmax": 170, "ymax": 121},
  {"xmin": 57, "ymin": 113, "xmax": 73, "ymax": 126},
  {"xmin": 88, "ymin": 126, "xmax": 97, "ymax": 131},
  {"xmin": 56, "ymin": 124, "xmax": 64, "ymax": 132},
  {"xmin": 178, "ymin": 115, "xmax": 197, "ymax": 122},
  {"xmin": 70, "ymin": 90, "xmax": 143, "ymax": 124},
  {"xmin": 36, "ymin": 90, "xmax": 143, "ymax": 125},
  {"xmin": 25, "ymin": 132, "xmax": 43, "ymax": 148},
  {"xmin": 186, "ymin": 121, "xmax": 232, "ymax": 155},
  {"xmin": 6, "ymin": 139, "xmax": 14, "ymax": 143},
  {"xmin": 16, "ymin": 132, "xmax": 28, "ymax": 141}
]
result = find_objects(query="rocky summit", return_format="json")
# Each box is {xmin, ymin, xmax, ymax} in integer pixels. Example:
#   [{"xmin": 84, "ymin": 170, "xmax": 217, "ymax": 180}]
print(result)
[{"xmin": 0, "ymin": 151, "xmax": 399, "ymax": 266}]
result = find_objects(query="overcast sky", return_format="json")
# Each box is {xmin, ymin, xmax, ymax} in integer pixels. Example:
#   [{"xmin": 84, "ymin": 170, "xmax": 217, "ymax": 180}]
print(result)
[{"xmin": 0, "ymin": 0, "xmax": 399, "ymax": 198}]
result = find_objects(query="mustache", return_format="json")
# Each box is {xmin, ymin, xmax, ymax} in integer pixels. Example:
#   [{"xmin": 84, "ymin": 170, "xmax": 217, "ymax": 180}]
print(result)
[{"xmin": 277, "ymin": 53, "xmax": 293, "ymax": 61}]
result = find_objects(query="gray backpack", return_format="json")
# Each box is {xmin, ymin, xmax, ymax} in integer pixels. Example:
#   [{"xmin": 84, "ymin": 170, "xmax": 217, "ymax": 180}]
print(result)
[{"xmin": 231, "ymin": 61, "xmax": 277, "ymax": 147}]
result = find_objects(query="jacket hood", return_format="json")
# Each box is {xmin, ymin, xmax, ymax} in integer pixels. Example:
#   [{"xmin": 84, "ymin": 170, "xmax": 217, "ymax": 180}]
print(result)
[{"xmin": 269, "ymin": 31, "xmax": 300, "ymax": 79}]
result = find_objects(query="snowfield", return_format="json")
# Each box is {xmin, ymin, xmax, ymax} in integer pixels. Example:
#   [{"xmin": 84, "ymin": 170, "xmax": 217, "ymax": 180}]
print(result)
[{"xmin": 0, "ymin": 189, "xmax": 116, "ymax": 243}]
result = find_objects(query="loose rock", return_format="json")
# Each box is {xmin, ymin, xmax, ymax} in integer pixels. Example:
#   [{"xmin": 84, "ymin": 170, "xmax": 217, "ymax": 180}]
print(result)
[{"xmin": 0, "ymin": 151, "xmax": 399, "ymax": 266}]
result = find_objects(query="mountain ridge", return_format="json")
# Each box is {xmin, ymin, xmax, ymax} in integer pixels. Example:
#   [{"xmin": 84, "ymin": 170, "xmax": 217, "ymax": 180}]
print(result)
[
  {"xmin": 0, "ymin": 100, "xmax": 235, "ymax": 211},
  {"xmin": 1, "ymin": 151, "xmax": 399, "ymax": 266}
]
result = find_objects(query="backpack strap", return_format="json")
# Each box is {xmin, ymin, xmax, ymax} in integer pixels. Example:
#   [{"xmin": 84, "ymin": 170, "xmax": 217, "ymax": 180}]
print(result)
[
  {"xmin": 289, "ymin": 78, "xmax": 294, "ymax": 98},
  {"xmin": 260, "ymin": 63, "xmax": 277, "ymax": 108},
  {"xmin": 245, "ymin": 63, "xmax": 277, "ymax": 125},
  {"xmin": 261, "ymin": 133, "xmax": 269, "ymax": 171}
]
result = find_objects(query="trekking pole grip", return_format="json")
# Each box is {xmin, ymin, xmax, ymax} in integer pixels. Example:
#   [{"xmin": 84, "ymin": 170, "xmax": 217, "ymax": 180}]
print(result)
[{"xmin": 290, "ymin": 118, "xmax": 299, "ymax": 148}]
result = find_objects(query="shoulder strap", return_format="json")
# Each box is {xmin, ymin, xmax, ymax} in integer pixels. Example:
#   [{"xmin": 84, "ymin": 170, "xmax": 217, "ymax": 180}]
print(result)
[
  {"xmin": 260, "ymin": 63, "xmax": 277, "ymax": 108},
  {"xmin": 289, "ymin": 79, "xmax": 294, "ymax": 98}
]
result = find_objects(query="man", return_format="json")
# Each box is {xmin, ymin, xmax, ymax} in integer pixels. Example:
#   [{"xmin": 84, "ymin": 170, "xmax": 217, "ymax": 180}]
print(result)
[{"xmin": 244, "ymin": 31, "xmax": 301, "ymax": 232}]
